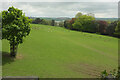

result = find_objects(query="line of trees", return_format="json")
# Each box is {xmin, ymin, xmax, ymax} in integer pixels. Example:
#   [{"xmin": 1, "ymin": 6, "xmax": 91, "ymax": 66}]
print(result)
[
  {"xmin": 31, "ymin": 12, "xmax": 120, "ymax": 38},
  {"xmin": 63, "ymin": 12, "xmax": 120, "ymax": 38},
  {"xmin": 31, "ymin": 18, "xmax": 64, "ymax": 27},
  {"xmin": 32, "ymin": 18, "xmax": 55, "ymax": 26}
]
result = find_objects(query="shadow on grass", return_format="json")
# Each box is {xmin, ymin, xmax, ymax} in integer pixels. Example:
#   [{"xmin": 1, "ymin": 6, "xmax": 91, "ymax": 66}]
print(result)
[{"xmin": 2, "ymin": 51, "xmax": 14, "ymax": 66}]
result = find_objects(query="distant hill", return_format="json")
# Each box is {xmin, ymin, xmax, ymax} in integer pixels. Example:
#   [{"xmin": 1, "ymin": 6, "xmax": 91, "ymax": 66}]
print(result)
[
  {"xmin": 40, "ymin": 17, "xmax": 71, "ymax": 21},
  {"xmin": 29, "ymin": 17, "xmax": 71, "ymax": 21},
  {"xmin": 96, "ymin": 18, "xmax": 118, "ymax": 21}
]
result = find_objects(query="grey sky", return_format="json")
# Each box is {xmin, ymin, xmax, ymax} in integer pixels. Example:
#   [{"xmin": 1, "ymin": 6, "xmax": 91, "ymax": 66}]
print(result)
[
  {"xmin": 0, "ymin": 1, "xmax": 118, "ymax": 18},
  {"xmin": 1, "ymin": 0, "xmax": 119, "ymax": 2}
]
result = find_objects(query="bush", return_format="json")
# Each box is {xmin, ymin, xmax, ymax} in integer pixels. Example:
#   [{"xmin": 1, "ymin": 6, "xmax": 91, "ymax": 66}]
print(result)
[{"xmin": 101, "ymin": 67, "xmax": 120, "ymax": 79}]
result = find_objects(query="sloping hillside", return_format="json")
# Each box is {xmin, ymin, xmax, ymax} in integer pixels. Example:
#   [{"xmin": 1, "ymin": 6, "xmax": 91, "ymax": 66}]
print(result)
[{"xmin": 2, "ymin": 24, "xmax": 118, "ymax": 78}]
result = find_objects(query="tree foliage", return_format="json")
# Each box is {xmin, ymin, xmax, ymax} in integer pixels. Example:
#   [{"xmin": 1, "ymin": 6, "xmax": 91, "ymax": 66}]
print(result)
[
  {"xmin": 115, "ymin": 21, "xmax": 120, "ymax": 37},
  {"xmin": 97, "ymin": 21, "xmax": 108, "ymax": 34},
  {"xmin": 51, "ymin": 20, "xmax": 55, "ymax": 26},
  {"xmin": 73, "ymin": 15, "xmax": 95, "ymax": 31},
  {"xmin": 0, "ymin": 12, "xmax": 2, "ymax": 39},
  {"xmin": 2, "ymin": 6, "xmax": 32, "ymax": 57},
  {"xmin": 67, "ymin": 18, "xmax": 76, "ymax": 30},
  {"xmin": 32, "ymin": 18, "xmax": 41, "ymax": 24},
  {"xmin": 106, "ymin": 21, "xmax": 117, "ymax": 36},
  {"xmin": 0, "ymin": 12, "xmax": 1, "ymax": 22},
  {"xmin": 75, "ymin": 12, "xmax": 82, "ymax": 18}
]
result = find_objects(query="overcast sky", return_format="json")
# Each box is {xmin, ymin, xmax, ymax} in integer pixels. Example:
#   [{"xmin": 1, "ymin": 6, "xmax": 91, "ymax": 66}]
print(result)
[
  {"xmin": 0, "ymin": 0, "xmax": 119, "ymax": 2},
  {"xmin": 0, "ymin": 0, "xmax": 119, "ymax": 18}
]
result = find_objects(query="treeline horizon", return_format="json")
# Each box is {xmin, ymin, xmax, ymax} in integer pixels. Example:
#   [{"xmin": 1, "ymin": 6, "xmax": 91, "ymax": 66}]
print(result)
[
  {"xmin": 29, "ymin": 12, "xmax": 120, "ymax": 38},
  {"xmin": 29, "ymin": 16, "xmax": 118, "ymax": 21}
]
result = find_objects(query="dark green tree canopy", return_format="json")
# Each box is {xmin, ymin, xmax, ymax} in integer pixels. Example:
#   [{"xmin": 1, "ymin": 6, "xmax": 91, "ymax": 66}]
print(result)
[
  {"xmin": 0, "ymin": 12, "xmax": 1, "ymax": 22},
  {"xmin": 0, "ymin": 12, "xmax": 1, "ymax": 26},
  {"xmin": 115, "ymin": 21, "xmax": 120, "ymax": 37},
  {"xmin": 2, "ymin": 6, "xmax": 32, "ymax": 45},
  {"xmin": 2, "ymin": 6, "xmax": 32, "ymax": 57}
]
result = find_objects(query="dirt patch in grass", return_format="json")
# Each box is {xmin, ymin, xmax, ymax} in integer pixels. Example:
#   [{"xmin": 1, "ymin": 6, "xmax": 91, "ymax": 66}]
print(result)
[
  {"xmin": 2, "ymin": 52, "xmax": 23, "ymax": 60},
  {"xmin": 15, "ymin": 53, "xmax": 24, "ymax": 60}
]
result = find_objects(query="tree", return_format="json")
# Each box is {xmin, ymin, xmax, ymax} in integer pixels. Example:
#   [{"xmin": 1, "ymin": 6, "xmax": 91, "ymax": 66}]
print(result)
[
  {"xmin": 64, "ymin": 20, "xmax": 67, "ymax": 28},
  {"xmin": 97, "ymin": 20, "xmax": 108, "ymax": 34},
  {"xmin": 85, "ymin": 20, "xmax": 98, "ymax": 33},
  {"xmin": 0, "ymin": 12, "xmax": 1, "ymax": 25},
  {"xmin": 32, "ymin": 18, "xmax": 41, "ymax": 24},
  {"xmin": 51, "ymin": 20, "xmax": 55, "ymax": 26},
  {"xmin": 0, "ymin": 12, "xmax": 2, "ymax": 39},
  {"xmin": 75, "ymin": 12, "xmax": 82, "ymax": 18},
  {"xmin": 32, "ymin": 18, "xmax": 49, "ymax": 25},
  {"xmin": 41, "ymin": 19, "xmax": 48, "ymax": 25},
  {"xmin": 73, "ymin": 15, "xmax": 95, "ymax": 31},
  {"xmin": 106, "ymin": 21, "xmax": 117, "ymax": 36},
  {"xmin": 2, "ymin": 6, "xmax": 32, "ymax": 57},
  {"xmin": 67, "ymin": 18, "xmax": 75, "ymax": 30},
  {"xmin": 0, "ymin": 12, "xmax": 1, "ymax": 22},
  {"xmin": 64, "ymin": 20, "xmax": 71, "ymax": 29},
  {"xmin": 114, "ymin": 21, "xmax": 120, "ymax": 37}
]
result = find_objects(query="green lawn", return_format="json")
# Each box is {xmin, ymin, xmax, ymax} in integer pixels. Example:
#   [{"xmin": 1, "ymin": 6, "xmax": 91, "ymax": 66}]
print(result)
[{"xmin": 2, "ymin": 24, "xmax": 118, "ymax": 78}]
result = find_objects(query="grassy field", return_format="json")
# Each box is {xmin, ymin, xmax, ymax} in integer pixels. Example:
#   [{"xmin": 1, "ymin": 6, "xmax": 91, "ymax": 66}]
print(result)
[{"xmin": 2, "ymin": 24, "xmax": 118, "ymax": 78}]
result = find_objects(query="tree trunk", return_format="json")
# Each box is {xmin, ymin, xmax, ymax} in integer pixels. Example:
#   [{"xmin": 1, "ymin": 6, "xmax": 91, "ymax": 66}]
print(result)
[{"xmin": 10, "ymin": 39, "xmax": 18, "ymax": 57}]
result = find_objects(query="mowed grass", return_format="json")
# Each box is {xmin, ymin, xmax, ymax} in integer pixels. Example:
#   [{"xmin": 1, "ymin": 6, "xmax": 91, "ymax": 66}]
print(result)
[{"xmin": 2, "ymin": 24, "xmax": 118, "ymax": 78}]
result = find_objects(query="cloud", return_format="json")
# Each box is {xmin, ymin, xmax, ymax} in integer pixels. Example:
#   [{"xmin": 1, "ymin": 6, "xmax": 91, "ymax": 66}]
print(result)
[{"xmin": 0, "ymin": 2, "xmax": 118, "ymax": 18}]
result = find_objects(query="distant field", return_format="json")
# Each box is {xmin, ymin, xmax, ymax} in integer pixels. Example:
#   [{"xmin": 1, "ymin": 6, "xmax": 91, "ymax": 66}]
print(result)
[{"xmin": 2, "ymin": 24, "xmax": 118, "ymax": 78}]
